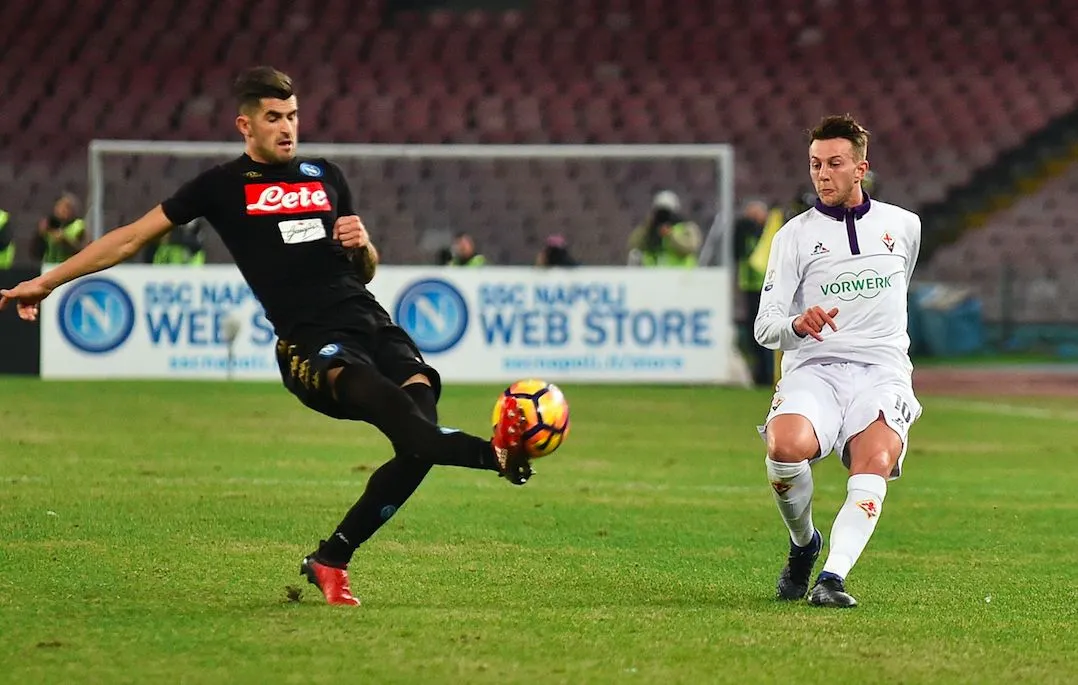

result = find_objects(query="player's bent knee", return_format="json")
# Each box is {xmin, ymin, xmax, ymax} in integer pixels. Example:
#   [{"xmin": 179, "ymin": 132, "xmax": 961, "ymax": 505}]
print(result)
[
  {"xmin": 326, "ymin": 366, "xmax": 345, "ymax": 392},
  {"xmin": 847, "ymin": 416, "xmax": 903, "ymax": 476},
  {"xmin": 766, "ymin": 414, "xmax": 820, "ymax": 462},
  {"xmin": 768, "ymin": 437, "xmax": 819, "ymax": 463}
]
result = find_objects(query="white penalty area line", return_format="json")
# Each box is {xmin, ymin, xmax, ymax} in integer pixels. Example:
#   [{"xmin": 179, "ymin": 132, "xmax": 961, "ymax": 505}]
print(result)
[{"xmin": 930, "ymin": 399, "xmax": 1078, "ymax": 422}]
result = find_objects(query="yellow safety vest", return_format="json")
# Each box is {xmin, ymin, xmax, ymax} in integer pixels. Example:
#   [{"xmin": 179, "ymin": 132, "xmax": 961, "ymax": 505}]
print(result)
[
  {"xmin": 43, "ymin": 218, "xmax": 86, "ymax": 264},
  {"xmin": 0, "ymin": 210, "xmax": 13, "ymax": 269},
  {"xmin": 153, "ymin": 243, "xmax": 206, "ymax": 265},
  {"xmin": 747, "ymin": 209, "xmax": 786, "ymax": 278},
  {"xmin": 451, "ymin": 254, "xmax": 487, "ymax": 267},
  {"xmin": 639, "ymin": 223, "xmax": 698, "ymax": 267}
]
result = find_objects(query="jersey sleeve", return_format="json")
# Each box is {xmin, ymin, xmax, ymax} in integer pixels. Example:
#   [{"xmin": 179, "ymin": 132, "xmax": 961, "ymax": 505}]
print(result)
[
  {"xmin": 753, "ymin": 224, "xmax": 805, "ymax": 351},
  {"xmin": 327, "ymin": 161, "xmax": 356, "ymax": 216},
  {"xmin": 905, "ymin": 213, "xmax": 922, "ymax": 284},
  {"xmin": 161, "ymin": 170, "xmax": 215, "ymax": 226}
]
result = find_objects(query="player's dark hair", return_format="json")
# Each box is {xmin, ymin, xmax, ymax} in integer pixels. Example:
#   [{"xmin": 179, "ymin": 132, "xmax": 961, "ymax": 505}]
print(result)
[
  {"xmin": 233, "ymin": 66, "xmax": 295, "ymax": 113},
  {"xmin": 810, "ymin": 114, "xmax": 870, "ymax": 161}
]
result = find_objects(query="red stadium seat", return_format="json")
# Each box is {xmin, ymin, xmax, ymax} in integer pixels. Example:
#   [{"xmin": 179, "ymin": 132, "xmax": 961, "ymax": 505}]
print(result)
[{"xmin": 2, "ymin": 0, "xmax": 1077, "ymax": 275}]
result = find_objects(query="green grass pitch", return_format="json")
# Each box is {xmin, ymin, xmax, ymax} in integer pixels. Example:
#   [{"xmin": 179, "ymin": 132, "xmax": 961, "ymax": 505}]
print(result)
[{"xmin": 1, "ymin": 377, "xmax": 1077, "ymax": 684}]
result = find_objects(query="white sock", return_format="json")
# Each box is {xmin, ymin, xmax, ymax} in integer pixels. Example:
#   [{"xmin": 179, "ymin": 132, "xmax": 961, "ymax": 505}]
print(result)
[
  {"xmin": 765, "ymin": 457, "xmax": 816, "ymax": 547},
  {"xmin": 821, "ymin": 474, "xmax": 888, "ymax": 579}
]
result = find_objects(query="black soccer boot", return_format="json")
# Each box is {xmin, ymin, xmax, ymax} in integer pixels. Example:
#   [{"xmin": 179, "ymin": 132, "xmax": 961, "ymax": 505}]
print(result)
[
  {"xmin": 776, "ymin": 529, "xmax": 822, "ymax": 600},
  {"xmin": 808, "ymin": 572, "xmax": 858, "ymax": 608}
]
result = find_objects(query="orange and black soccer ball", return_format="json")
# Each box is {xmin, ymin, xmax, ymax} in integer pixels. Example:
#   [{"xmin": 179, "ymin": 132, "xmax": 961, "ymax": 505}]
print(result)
[{"xmin": 491, "ymin": 379, "xmax": 570, "ymax": 458}]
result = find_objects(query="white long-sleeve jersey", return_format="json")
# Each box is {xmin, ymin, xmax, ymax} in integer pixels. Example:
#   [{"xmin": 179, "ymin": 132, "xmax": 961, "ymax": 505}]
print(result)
[{"xmin": 754, "ymin": 195, "xmax": 921, "ymax": 378}]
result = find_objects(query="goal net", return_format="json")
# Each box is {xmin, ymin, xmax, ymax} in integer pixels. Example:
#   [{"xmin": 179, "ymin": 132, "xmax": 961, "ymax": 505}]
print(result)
[{"xmin": 87, "ymin": 141, "xmax": 736, "ymax": 269}]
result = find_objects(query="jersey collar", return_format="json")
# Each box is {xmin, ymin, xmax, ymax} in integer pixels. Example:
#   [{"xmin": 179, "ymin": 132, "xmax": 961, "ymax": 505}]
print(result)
[
  {"xmin": 241, "ymin": 153, "xmax": 297, "ymax": 171},
  {"xmin": 814, "ymin": 191, "xmax": 872, "ymax": 221}
]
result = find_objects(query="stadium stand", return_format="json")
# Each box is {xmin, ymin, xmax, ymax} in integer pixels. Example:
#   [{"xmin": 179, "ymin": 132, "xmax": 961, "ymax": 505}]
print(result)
[
  {"xmin": 921, "ymin": 159, "xmax": 1078, "ymax": 323},
  {"xmin": 1, "ymin": 0, "xmax": 1076, "ymax": 275}
]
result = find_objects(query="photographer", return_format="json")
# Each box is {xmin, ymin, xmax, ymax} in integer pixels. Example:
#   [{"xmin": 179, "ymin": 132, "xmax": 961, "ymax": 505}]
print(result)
[
  {"xmin": 535, "ymin": 234, "xmax": 578, "ymax": 268},
  {"xmin": 0, "ymin": 209, "xmax": 13, "ymax": 269},
  {"xmin": 144, "ymin": 219, "xmax": 207, "ymax": 265},
  {"xmin": 627, "ymin": 190, "xmax": 702, "ymax": 267},
  {"xmin": 445, "ymin": 232, "xmax": 487, "ymax": 267},
  {"xmin": 32, "ymin": 193, "xmax": 87, "ymax": 264}
]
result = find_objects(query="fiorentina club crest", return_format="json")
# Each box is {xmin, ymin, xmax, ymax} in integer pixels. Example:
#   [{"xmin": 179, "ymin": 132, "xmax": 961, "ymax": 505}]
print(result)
[
  {"xmin": 771, "ymin": 481, "xmax": 792, "ymax": 495},
  {"xmin": 882, "ymin": 232, "xmax": 895, "ymax": 253},
  {"xmin": 856, "ymin": 499, "xmax": 879, "ymax": 518}
]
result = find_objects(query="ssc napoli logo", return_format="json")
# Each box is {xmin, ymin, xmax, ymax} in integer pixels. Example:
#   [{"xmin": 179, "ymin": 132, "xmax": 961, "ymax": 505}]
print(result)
[
  {"xmin": 394, "ymin": 278, "xmax": 468, "ymax": 354},
  {"xmin": 299, "ymin": 162, "xmax": 322, "ymax": 178},
  {"xmin": 319, "ymin": 343, "xmax": 340, "ymax": 357},
  {"xmin": 57, "ymin": 277, "xmax": 136, "ymax": 354}
]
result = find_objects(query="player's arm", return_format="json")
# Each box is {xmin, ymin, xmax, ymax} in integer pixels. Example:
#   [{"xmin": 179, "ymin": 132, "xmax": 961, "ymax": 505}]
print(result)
[
  {"xmin": 0, "ymin": 206, "xmax": 173, "ymax": 320},
  {"xmin": 753, "ymin": 227, "xmax": 810, "ymax": 350},
  {"xmin": 41, "ymin": 207, "xmax": 172, "ymax": 288},
  {"xmin": 333, "ymin": 215, "xmax": 378, "ymax": 284},
  {"xmin": 350, "ymin": 237, "xmax": 379, "ymax": 285},
  {"xmin": 905, "ymin": 214, "xmax": 922, "ymax": 283},
  {"xmin": 326, "ymin": 160, "xmax": 378, "ymax": 283}
]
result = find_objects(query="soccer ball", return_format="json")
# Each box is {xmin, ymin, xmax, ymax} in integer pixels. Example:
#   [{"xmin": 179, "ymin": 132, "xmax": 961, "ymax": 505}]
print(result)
[{"xmin": 491, "ymin": 379, "xmax": 570, "ymax": 458}]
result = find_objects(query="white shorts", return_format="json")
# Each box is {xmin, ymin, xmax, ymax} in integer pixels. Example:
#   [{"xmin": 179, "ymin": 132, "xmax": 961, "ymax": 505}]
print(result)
[{"xmin": 756, "ymin": 362, "xmax": 922, "ymax": 479}]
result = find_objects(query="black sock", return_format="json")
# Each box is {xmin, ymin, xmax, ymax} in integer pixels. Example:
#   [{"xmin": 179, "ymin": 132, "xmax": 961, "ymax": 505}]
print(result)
[
  {"xmin": 316, "ymin": 381, "xmax": 468, "ymax": 567},
  {"xmin": 317, "ymin": 455, "xmax": 433, "ymax": 566},
  {"xmin": 332, "ymin": 364, "xmax": 496, "ymax": 470}
]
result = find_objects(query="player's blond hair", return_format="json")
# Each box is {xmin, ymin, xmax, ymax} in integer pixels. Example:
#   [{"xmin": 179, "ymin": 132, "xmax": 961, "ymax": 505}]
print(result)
[{"xmin": 810, "ymin": 114, "xmax": 870, "ymax": 161}]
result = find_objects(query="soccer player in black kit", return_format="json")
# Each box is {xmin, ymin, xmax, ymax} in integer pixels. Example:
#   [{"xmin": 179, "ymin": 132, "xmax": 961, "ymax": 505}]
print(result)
[{"xmin": 0, "ymin": 66, "xmax": 534, "ymax": 606}]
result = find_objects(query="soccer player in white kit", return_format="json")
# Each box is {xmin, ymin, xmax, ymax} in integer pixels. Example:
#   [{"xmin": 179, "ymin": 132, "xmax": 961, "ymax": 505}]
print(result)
[{"xmin": 754, "ymin": 114, "xmax": 922, "ymax": 608}]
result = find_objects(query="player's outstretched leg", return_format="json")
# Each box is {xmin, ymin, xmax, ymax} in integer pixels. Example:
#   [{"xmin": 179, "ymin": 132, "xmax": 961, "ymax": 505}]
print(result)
[
  {"xmin": 765, "ymin": 416, "xmax": 821, "ymax": 600},
  {"xmin": 331, "ymin": 363, "xmax": 530, "ymax": 482},
  {"xmin": 810, "ymin": 415, "xmax": 898, "ymax": 608}
]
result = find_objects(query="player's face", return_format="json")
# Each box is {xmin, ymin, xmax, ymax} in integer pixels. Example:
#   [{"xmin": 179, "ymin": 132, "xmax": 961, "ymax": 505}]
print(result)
[
  {"xmin": 237, "ymin": 96, "xmax": 299, "ymax": 164},
  {"xmin": 809, "ymin": 138, "xmax": 868, "ymax": 207}
]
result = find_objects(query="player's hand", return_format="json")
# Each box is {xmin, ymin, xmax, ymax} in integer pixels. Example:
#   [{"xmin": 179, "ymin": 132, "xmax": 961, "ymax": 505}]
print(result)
[
  {"xmin": 0, "ymin": 278, "xmax": 54, "ymax": 322},
  {"xmin": 333, "ymin": 215, "xmax": 369, "ymax": 250},
  {"xmin": 793, "ymin": 306, "xmax": 839, "ymax": 342}
]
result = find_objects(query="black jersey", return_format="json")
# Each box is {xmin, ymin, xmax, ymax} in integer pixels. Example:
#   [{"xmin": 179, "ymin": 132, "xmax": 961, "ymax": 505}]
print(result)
[{"xmin": 160, "ymin": 154, "xmax": 390, "ymax": 340}]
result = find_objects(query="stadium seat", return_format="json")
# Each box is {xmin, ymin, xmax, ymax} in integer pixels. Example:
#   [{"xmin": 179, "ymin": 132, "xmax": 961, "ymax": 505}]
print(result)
[{"xmin": 1, "ymin": 0, "xmax": 1077, "ymax": 281}]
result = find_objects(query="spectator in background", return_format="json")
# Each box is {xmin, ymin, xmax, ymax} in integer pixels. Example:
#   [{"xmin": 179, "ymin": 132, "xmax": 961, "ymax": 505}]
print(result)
[
  {"xmin": 787, "ymin": 187, "xmax": 817, "ymax": 220},
  {"xmin": 535, "ymin": 234, "xmax": 578, "ymax": 268},
  {"xmin": 734, "ymin": 200, "xmax": 774, "ymax": 386},
  {"xmin": 32, "ymin": 192, "xmax": 87, "ymax": 264},
  {"xmin": 143, "ymin": 219, "xmax": 206, "ymax": 265},
  {"xmin": 446, "ymin": 231, "xmax": 487, "ymax": 266},
  {"xmin": 0, "ymin": 208, "xmax": 14, "ymax": 269},
  {"xmin": 862, "ymin": 169, "xmax": 879, "ymax": 197},
  {"xmin": 627, "ymin": 190, "xmax": 702, "ymax": 267}
]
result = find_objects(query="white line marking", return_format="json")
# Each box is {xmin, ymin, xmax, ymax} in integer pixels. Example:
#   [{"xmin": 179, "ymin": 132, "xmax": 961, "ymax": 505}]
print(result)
[{"xmin": 931, "ymin": 399, "xmax": 1078, "ymax": 422}]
